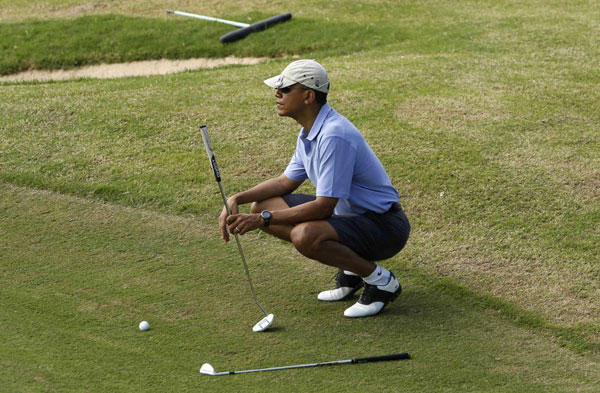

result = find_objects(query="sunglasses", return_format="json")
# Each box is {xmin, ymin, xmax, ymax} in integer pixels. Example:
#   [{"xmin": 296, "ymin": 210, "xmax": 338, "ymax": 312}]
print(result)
[{"xmin": 279, "ymin": 85, "xmax": 309, "ymax": 94}]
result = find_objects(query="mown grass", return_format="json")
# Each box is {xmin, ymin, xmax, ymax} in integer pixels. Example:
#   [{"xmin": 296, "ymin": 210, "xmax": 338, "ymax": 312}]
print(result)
[
  {"xmin": 6, "ymin": 0, "xmax": 583, "ymax": 76},
  {"xmin": 1, "ymin": 184, "xmax": 598, "ymax": 392},
  {"xmin": 1, "ymin": 0, "xmax": 600, "ymax": 391},
  {"xmin": 0, "ymin": 12, "xmax": 411, "ymax": 75}
]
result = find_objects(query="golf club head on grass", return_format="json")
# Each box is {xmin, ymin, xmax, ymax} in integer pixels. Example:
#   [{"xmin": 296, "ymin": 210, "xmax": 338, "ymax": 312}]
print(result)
[
  {"xmin": 253, "ymin": 313, "xmax": 274, "ymax": 332},
  {"xmin": 200, "ymin": 363, "xmax": 220, "ymax": 376}
]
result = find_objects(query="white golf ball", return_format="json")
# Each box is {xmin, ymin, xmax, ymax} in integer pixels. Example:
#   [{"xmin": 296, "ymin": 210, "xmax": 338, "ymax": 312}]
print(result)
[{"xmin": 139, "ymin": 321, "xmax": 150, "ymax": 331}]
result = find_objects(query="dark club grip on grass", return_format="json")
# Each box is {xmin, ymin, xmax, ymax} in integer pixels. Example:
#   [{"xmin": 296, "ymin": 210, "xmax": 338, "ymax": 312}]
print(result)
[
  {"xmin": 166, "ymin": 9, "xmax": 291, "ymax": 44},
  {"xmin": 353, "ymin": 352, "xmax": 411, "ymax": 363},
  {"xmin": 220, "ymin": 13, "xmax": 292, "ymax": 43}
]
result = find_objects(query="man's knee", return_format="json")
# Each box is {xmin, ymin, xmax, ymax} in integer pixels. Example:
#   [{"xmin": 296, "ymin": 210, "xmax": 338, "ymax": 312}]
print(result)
[
  {"xmin": 290, "ymin": 222, "xmax": 335, "ymax": 257},
  {"xmin": 290, "ymin": 223, "xmax": 315, "ymax": 256},
  {"xmin": 250, "ymin": 197, "xmax": 288, "ymax": 214},
  {"xmin": 250, "ymin": 201, "xmax": 261, "ymax": 214},
  {"xmin": 250, "ymin": 199, "xmax": 272, "ymax": 214}
]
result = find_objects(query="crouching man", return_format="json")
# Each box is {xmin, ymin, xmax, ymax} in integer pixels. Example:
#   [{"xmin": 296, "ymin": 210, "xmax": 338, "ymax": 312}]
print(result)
[{"xmin": 220, "ymin": 59, "xmax": 410, "ymax": 317}]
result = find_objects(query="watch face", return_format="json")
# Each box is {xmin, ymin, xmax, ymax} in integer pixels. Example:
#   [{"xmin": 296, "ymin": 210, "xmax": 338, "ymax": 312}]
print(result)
[{"xmin": 261, "ymin": 210, "xmax": 272, "ymax": 225}]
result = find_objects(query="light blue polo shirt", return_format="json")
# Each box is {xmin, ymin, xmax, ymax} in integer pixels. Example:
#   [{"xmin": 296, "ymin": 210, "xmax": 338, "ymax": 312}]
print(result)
[{"xmin": 284, "ymin": 103, "xmax": 399, "ymax": 215}]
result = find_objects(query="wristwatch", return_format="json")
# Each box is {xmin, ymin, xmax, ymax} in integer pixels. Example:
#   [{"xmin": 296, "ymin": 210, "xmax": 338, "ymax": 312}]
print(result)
[{"xmin": 260, "ymin": 210, "xmax": 273, "ymax": 227}]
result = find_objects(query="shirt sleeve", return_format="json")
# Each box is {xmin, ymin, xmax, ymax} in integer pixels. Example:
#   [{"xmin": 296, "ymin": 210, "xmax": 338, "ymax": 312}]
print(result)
[
  {"xmin": 315, "ymin": 136, "xmax": 356, "ymax": 199},
  {"xmin": 284, "ymin": 147, "xmax": 308, "ymax": 181}
]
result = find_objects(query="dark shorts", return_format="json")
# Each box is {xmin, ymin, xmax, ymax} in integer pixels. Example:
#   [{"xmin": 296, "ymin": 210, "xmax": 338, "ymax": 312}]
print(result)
[{"xmin": 281, "ymin": 194, "xmax": 410, "ymax": 261}]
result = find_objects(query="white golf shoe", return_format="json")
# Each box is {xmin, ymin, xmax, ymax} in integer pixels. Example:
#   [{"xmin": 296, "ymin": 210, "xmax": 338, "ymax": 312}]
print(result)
[
  {"xmin": 344, "ymin": 272, "xmax": 402, "ymax": 318},
  {"xmin": 318, "ymin": 269, "xmax": 363, "ymax": 301}
]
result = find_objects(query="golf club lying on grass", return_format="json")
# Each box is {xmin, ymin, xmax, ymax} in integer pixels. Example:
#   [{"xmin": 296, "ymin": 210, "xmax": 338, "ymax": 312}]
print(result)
[
  {"xmin": 166, "ymin": 10, "xmax": 292, "ymax": 43},
  {"xmin": 200, "ymin": 125, "xmax": 274, "ymax": 333},
  {"xmin": 200, "ymin": 352, "xmax": 411, "ymax": 376}
]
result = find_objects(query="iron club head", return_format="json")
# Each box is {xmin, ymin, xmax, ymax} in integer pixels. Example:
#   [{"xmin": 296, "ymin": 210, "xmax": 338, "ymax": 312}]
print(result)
[
  {"xmin": 252, "ymin": 313, "xmax": 274, "ymax": 332},
  {"xmin": 200, "ymin": 363, "xmax": 216, "ymax": 375}
]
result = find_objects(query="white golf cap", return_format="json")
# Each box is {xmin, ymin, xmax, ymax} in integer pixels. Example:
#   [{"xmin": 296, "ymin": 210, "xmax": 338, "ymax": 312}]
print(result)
[{"xmin": 264, "ymin": 59, "xmax": 330, "ymax": 93}]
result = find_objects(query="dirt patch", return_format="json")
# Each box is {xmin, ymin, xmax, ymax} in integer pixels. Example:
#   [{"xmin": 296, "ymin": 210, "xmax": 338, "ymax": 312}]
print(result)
[{"xmin": 0, "ymin": 57, "xmax": 266, "ymax": 83}]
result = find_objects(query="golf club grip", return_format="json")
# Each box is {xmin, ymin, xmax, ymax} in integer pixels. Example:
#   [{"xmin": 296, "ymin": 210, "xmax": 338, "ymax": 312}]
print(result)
[
  {"xmin": 220, "ymin": 13, "xmax": 292, "ymax": 43},
  {"xmin": 353, "ymin": 353, "xmax": 411, "ymax": 363},
  {"xmin": 200, "ymin": 126, "xmax": 221, "ymax": 183}
]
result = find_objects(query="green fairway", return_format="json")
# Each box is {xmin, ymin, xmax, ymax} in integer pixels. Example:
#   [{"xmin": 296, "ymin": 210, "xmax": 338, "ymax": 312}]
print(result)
[
  {"xmin": 0, "ymin": 13, "xmax": 405, "ymax": 75},
  {"xmin": 1, "ymin": 0, "xmax": 599, "ymax": 392},
  {"xmin": 1, "ymin": 184, "xmax": 597, "ymax": 392}
]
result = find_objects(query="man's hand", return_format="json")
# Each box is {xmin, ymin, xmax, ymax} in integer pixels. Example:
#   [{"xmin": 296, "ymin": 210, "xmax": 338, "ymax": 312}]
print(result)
[
  {"xmin": 226, "ymin": 213, "xmax": 263, "ymax": 236},
  {"xmin": 217, "ymin": 174, "xmax": 302, "ymax": 242},
  {"xmin": 219, "ymin": 197, "xmax": 239, "ymax": 242}
]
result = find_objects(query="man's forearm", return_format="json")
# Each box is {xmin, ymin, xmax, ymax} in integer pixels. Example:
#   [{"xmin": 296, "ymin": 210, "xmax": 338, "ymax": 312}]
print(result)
[
  {"xmin": 271, "ymin": 198, "xmax": 337, "ymax": 226},
  {"xmin": 233, "ymin": 176, "xmax": 299, "ymax": 205}
]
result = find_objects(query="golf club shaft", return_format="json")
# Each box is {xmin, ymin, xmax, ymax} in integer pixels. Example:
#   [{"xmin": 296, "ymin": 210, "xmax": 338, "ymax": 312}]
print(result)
[
  {"xmin": 200, "ymin": 126, "xmax": 269, "ymax": 317},
  {"xmin": 212, "ymin": 353, "xmax": 411, "ymax": 375},
  {"xmin": 220, "ymin": 184, "xmax": 269, "ymax": 317},
  {"xmin": 222, "ymin": 359, "xmax": 353, "ymax": 375},
  {"xmin": 166, "ymin": 9, "xmax": 249, "ymax": 28}
]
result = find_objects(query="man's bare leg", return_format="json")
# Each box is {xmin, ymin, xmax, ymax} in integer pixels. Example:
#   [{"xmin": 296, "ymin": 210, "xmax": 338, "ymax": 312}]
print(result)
[
  {"xmin": 250, "ymin": 201, "xmax": 400, "ymax": 317},
  {"xmin": 249, "ymin": 199, "xmax": 376, "ymax": 277},
  {"xmin": 288, "ymin": 221, "xmax": 376, "ymax": 277},
  {"xmin": 289, "ymin": 221, "xmax": 401, "ymax": 317}
]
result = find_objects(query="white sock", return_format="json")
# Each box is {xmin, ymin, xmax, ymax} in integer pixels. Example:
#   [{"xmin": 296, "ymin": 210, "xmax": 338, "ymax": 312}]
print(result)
[
  {"xmin": 343, "ymin": 270, "xmax": 359, "ymax": 276},
  {"xmin": 363, "ymin": 265, "xmax": 391, "ymax": 286}
]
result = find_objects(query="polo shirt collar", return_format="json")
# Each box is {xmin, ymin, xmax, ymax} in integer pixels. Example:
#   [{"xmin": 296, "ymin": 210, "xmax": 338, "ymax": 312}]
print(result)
[{"xmin": 301, "ymin": 103, "xmax": 332, "ymax": 141}]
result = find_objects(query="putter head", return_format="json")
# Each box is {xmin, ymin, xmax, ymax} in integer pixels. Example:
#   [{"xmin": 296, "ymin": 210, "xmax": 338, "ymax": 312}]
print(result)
[
  {"xmin": 252, "ymin": 313, "xmax": 274, "ymax": 332},
  {"xmin": 200, "ymin": 363, "xmax": 216, "ymax": 375}
]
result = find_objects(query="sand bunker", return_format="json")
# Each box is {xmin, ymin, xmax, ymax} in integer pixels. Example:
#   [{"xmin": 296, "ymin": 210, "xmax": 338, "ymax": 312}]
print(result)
[{"xmin": 0, "ymin": 57, "xmax": 266, "ymax": 82}]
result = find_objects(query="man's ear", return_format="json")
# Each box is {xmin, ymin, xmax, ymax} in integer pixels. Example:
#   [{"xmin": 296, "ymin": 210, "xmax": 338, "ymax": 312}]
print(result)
[{"xmin": 304, "ymin": 89, "xmax": 316, "ymax": 104}]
